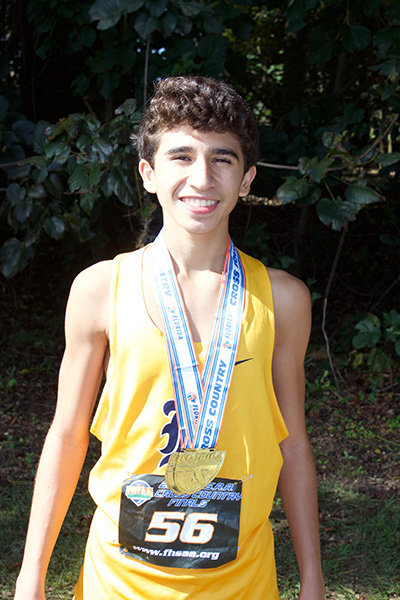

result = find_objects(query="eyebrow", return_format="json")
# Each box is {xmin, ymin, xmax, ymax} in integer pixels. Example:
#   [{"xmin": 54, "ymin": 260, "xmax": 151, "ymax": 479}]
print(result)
[{"xmin": 164, "ymin": 146, "xmax": 240, "ymax": 161}]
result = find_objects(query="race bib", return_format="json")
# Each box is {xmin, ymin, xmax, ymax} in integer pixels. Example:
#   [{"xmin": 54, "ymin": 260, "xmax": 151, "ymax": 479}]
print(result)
[{"xmin": 119, "ymin": 474, "xmax": 242, "ymax": 569}]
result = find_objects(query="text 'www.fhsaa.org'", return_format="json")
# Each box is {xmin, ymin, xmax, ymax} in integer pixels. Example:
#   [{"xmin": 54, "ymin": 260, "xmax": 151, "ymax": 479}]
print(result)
[{"xmin": 129, "ymin": 545, "xmax": 221, "ymax": 561}]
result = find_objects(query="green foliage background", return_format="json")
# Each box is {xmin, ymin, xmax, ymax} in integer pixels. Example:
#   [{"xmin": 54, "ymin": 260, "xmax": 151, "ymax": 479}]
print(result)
[{"xmin": 1, "ymin": 0, "xmax": 399, "ymax": 360}]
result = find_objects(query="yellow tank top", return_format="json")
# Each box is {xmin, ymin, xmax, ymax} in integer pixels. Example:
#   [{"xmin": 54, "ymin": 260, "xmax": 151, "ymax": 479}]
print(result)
[{"xmin": 74, "ymin": 246, "xmax": 288, "ymax": 600}]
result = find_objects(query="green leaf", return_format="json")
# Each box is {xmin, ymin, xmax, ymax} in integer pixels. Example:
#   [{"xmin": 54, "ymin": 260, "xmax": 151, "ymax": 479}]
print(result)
[
  {"xmin": 100, "ymin": 172, "xmax": 118, "ymax": 197},
  {"xmin": 89, "ymin": 0, "xmax": 143, "ymax": 29},
  {"xmin": 376, "ymin": 152, "xmax": 400, "ymax": 167},
  {"xmin": 52, "ymin": 147, "xmax": 71, "ymax": 165},
  {"xmin": 342, "ymin": 25, "xmax": 371, "ymax": 52},
  {"xmin": 80, "ymin": 189, "xmax": 100, "ymax": 215},
  {"xmin": 125, "ymin": 0, "xmax": 144, "ymax": 14},
  {"xmin": 45, "ymin": 173, "xmax": 64, "ymax": 200},
  {"xmin": 367, "ymin": 347, "xmax": 392, "ymax": 372},
  {"xmin": 316, "ymin": 197, "xmax": 359, "ymax": 230},
  {"xmin": 197, "ymin": 36, "xmax": 228, "ymax": 75},
  {"xmin": 6, "ymin": 183, "xmax": 24, "ymax": 205},
  {"xmin": 76, "ymin": 133, "xmax": 93, "ymax": 153},
  {"xmin": 120, "ymin": 48, "xmax": 137, "ymax": 73},
  {"xmin": 345, "ymin": 185, "xmax": 380, "ymax": 205},
  {"xmin": 115, "ymin": 98, "xmax": 139, "ymax": 119},
  {"xmin": 33, "ymin": 121, "xmax": 49, "ymax": 154},
  {"xmin": 308, "ymin": 42, "xmax": 336, "ymax": 65},
  {"xmin": 285, "ymin": 134, "xmax": 308, "ymax": 164},
  {"xmin": 12, "ymin": 120, "xmax": 35, "ymax": 145},
  {"xmin": 27, "ymin": 184, "xmax": 47, "ymax": 200},
  {"xmin": 343, "ymin": 103, "xmax": 365, "ymax": 124},
  {"xmin": 78, "ymin": 26, "xmax": 97, "ymax": 48},
  {"xmin": 89, "ymin": 163, "xmax": 104, "ymax": 187},
  {"xmin": 73, "ymin": 73, "xmax": 91, "ymax": 96},
  {"xmin": 69, "ymin": 217, "xmax": 95, "ymax": 243},
  {"xmin": 383, "ymin": 310, "xmax": 400, "ymax": 347},
  {"xmin": 43, "ymin": 216, "xmax": 66, "ymax": 240},
  {"xmin": 379, "ymin": 234, "xmax": 400, "ymax": 247},
  {"xmin": 383, "ymin": 327, "xmax": 400, "ymax": 345},
  {"xmin": 290, "ymin": 104, "xmax": 310, "ymax": 127},
  {"xmin": 8, "ymin": 160, "xmax": 31, "ymax": 180},
  {"xmin": 364, "ymin": 0, "xmax": 381, "ymax": 18},
  {"xmin": 175, "ymin": 14, "xmax": 192, "ymax": 35},
  {"xmin": 276, "ymin": 176, "xmax": 310, "ymax": 204},
  {"xmin": 322, "ymin": 131, "xmax": 344, "ymax": 149},
  {"xmin": 93, "ymin": 138, "xmax": 115, "ymax": 160},
  {"xmin": 0, "ymin": 238, "xmax": 33, "ymax": 279},
  {"xmin": 177, "ymin": 1, "xmax": 203, "ymax": 17},
  {"xmin": 36, "ymin": 38, "xmax": 52, "ymax": 60},
  {"xmin": 373, "ymin": 26, "xmax": 399, "ymax": 50},
  {"xmin": 44, "ymin": 138, "xmax": 68, "ymax": 160},
  {"xmin": 113, "ymin": 168, "xmax": 134, "ymax": 205},
  {"xmin": 198, "ymin": 36, "xmax": 227, "ymax": 59},
  {"xmin": 353, "ymin": 314, "xmax": 381, "ymax": 349},
  {"xmin": 134, "ymin": 10, "xmax": 159, "ymax": 38},
  {"xmin": 87, "ymin": 53, "xmax": 107, "ymax": 74},
  {"xmin": 214, "ymin": 1, "xmax": 241, "ymax": 19},
  {"xmin": 146, "ymin": 0, "xmax": 167, "ymax": 18},
  {"xmin": 383, "ymin": 309, "xmax": 400, "ymax": 329},
  {"xmin": 299, "ymin": 156, "xmax": 333, "ymax": 183},
  {"xmin": 170, "ymin": 38, "xmax": 196, "ymax": 66},
  {"xmin": 68, "ymin": 164, "xmax": 90, "ymax": 192},
  {"xmin": 202, "ymin": 12, "xmax": 223, "ymax": 35},
  {"xmin": 160, "ymin": 10, "xmax": 178, "ymax": 37},
  {"xmin": 295, "ymin": 185, "xmax": 321, "ymax": 207},
  {"xmin": 97, "ymin": 71, "xmax": 121, "ymax": 100},
  {"xmin": 15, "ymin": 197, "xmax": 33, "ymax": 224}
]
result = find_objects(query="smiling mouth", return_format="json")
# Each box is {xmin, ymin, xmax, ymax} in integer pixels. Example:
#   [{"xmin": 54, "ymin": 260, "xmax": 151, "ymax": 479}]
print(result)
[{"xmin": 181, "ymin": 198, "xmax": 218, "ymax": 207}]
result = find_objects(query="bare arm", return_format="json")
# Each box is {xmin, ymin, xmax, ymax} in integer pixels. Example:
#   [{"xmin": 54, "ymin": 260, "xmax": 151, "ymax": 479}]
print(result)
[
  {"xmin": 270, "ymin": 270, "xmax": 324, "ymax": 600},
  {"xmin": 14, "ymin": 261, "xmax": 112, "ymax": 600}
]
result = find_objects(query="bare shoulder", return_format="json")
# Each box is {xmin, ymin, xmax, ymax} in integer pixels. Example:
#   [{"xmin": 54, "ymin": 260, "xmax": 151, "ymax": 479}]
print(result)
[
  {"xmin": 66, "ymin": 260, "xmax": 114, "ymax": 339},
  {"xmin": 70, "ymin": 259, "xmax": 114, "ymax": 298},
  {"xmin": 266, "ymin": 267, "xmax": 311, "ymax": 344},
  {"xmin": 267, "ymin": 267, "xmax": 311, "ymax": 308}
]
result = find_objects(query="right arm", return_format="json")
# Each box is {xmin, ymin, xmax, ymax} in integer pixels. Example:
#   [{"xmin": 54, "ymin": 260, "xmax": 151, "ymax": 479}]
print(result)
[{"xmin": 14, "ymin": 261, "xmax": 113, "ymax": 600}]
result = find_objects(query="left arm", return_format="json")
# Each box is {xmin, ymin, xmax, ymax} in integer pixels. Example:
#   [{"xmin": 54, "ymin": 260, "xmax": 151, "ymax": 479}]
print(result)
[{"xmin": 269, "ymin": 270, "xmax": 324, "ymax": 600}]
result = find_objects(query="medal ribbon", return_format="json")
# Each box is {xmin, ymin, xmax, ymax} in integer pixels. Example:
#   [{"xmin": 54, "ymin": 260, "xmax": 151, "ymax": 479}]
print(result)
[{"xmin": 151, "ymin": 230, "xmax": 245, "ymax": 450}]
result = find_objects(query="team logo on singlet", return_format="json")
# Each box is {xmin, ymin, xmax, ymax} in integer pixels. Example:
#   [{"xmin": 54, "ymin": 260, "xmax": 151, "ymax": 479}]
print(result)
[{"xmin": 158, "ymin": 399, "xmax": 179, "ymax": 468}]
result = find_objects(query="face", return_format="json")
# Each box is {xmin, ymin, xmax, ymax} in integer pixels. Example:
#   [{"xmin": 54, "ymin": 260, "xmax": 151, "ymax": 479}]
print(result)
[{"xmin": 139, "ymin": 126, "xmax": 256, "ymax": 239}]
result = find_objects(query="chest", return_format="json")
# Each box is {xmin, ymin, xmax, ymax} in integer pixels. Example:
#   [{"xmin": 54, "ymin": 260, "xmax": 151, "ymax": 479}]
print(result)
[{"xmin": 142, "ymin": 248, "xmax": 222, "ymax": 344}]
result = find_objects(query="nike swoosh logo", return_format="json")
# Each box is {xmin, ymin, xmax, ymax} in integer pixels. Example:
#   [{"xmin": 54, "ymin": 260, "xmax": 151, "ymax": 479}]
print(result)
[{"xmin": 235, "ymin": 358, "xmax": 253, "ymax": 366}]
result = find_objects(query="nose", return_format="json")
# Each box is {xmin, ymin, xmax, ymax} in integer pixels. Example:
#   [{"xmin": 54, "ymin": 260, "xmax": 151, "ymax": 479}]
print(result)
[{"xmin": 187, "ymin": 158, "xmax": 215, "ymax": 190}]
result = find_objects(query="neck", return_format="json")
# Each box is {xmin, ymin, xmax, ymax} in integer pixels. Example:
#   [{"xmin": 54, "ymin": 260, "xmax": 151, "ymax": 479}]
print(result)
[{"xmin": 161, "ymin": 228, "xmax": 230, "ymax": 275}]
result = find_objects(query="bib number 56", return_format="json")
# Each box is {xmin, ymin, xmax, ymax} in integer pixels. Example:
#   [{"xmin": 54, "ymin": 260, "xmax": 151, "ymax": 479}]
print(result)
[{"xmin": 145, "ymin": 511, "xmax": 218, "ymax": 545}]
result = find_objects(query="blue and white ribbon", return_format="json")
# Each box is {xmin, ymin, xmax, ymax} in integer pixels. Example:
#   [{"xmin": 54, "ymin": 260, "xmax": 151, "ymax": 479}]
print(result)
[{"xmin": 151, "ymin": 230, "xmax": 245, "ymax": 450}]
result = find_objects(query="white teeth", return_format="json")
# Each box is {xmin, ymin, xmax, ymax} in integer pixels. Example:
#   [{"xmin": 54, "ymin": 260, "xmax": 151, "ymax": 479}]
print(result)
[{"xmin": 183, "ymin": 198, "xmax": 217, "ymax": 207}]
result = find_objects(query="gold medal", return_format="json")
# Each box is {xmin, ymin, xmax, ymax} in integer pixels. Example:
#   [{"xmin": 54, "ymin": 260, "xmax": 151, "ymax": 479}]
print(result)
[{"xmin": 165, "ymin": 449, "xmax": 226, "ymax": 494}]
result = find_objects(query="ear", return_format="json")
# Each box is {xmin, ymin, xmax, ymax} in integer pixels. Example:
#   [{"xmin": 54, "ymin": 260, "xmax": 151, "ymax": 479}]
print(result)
[
  {"xmin": 138, "ymin": 159, "xmax": 157, "ymax": 194},
  {"xmin": 239, "ymin": 166, "xmax": 256, "ymax": 197}
]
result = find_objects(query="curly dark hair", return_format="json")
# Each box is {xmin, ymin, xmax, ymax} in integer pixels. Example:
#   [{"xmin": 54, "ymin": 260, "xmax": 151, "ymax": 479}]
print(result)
[{"xmin": 134, "ymin": 75, "xmax": 259, "ymax": 172}]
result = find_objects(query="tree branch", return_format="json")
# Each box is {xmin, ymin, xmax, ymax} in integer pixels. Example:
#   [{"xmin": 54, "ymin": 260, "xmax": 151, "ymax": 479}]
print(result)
[
  {"xmin": 322, "ymin": 226, "xmax": 347, "ymax": 391},
  {"xmin": 357, "ymin": 114, "xmax": 398, "ymax": 162},
  {"xmin": 143, "ymin": 34, "xmax": 151, "ymax": 107}
]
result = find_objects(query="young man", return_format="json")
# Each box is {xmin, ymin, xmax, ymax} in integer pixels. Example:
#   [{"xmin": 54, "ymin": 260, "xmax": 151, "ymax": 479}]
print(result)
[{"xmin": 14, "ymin": 76, "xmax": 324, "ymax": 600}]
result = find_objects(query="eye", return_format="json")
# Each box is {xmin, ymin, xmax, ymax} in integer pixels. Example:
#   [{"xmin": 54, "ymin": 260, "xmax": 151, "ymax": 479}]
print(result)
[
  {"xmin": 172, "ymin": 155, "xmax": 191, "ymax": 162},
  {"xmin": 213, "ymin": 156, "xmax": 232, "ymax": 164}
]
